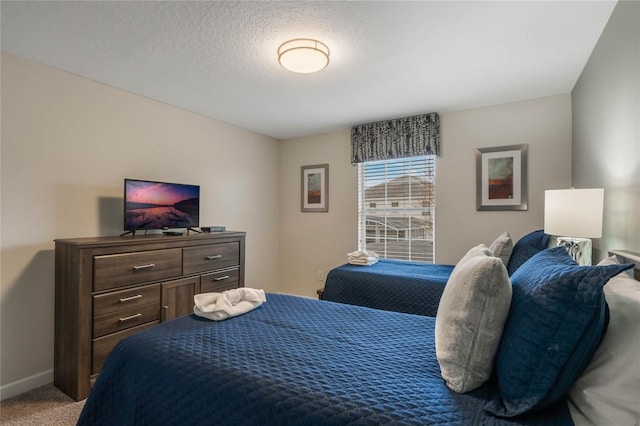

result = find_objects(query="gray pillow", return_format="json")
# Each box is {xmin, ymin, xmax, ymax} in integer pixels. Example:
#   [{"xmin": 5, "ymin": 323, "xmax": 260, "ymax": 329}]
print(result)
[
  {"xmin": 489, "ymin": 231, "xmax": 513, "ymax": 267},
  {"xmin": 435, "ymin": 244, "xmax": 512, "ymax": 393}
]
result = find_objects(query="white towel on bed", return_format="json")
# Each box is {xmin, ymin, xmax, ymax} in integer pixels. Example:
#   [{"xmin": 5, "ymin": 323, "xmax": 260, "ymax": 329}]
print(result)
[
  {"xmin": 347, "ymin": 250, "xmax": 379, "ymax": 266},
  {"xmin": 193, "ymin": 288, "xmax": 266, "ymax": 321},
  {"xmin": 349, "ymin": 257, "xmax": 379, "ymax": 266}
]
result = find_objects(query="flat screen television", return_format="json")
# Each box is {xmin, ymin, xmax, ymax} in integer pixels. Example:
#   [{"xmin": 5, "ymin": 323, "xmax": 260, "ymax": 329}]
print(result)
[{"xmin": 124, "ymin": 179, "xmax": 200, "ymax": 233}]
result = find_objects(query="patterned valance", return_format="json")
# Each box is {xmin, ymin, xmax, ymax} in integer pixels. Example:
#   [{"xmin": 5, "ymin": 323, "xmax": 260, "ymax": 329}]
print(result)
[{"xmin": 351, "ymin": 113, "xmax": 440, "ymax": 164}]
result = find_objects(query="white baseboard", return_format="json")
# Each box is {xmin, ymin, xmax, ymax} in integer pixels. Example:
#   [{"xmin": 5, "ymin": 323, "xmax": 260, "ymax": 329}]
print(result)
[{"xmin": 0, "ymin": 369, "xmax": 53, "ymax": 401}]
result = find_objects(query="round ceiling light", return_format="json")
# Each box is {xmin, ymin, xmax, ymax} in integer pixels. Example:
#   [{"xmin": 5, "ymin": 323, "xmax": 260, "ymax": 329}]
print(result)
[{"xmin": 278, "ymin": 38, "xmax": 330, "ymax": 74}]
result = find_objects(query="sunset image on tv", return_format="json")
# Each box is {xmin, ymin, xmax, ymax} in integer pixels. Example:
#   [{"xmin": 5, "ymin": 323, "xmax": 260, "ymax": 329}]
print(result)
[{"xmin": 124, "ymin": 180, "xmax": 200, "ymax": 230}]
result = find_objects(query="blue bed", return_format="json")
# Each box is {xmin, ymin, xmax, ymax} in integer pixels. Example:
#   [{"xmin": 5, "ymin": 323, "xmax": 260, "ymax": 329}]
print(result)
[
  {"xmin": 322, "ymin": 259, "xmax": 454, "ymax": 316},
  {"xmin": 78, "ymin": 293, "xmax": 571, "ymax": 425}
]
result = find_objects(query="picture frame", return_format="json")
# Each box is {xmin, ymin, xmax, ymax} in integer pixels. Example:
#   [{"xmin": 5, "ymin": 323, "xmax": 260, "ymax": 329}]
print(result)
[
  {"xmin": 301, "ymin": 164, "xmax": 329, "ymax": 212},
  {"xmin": 476, "ymin": 144, "xmax": 528, "ymax": 211}
]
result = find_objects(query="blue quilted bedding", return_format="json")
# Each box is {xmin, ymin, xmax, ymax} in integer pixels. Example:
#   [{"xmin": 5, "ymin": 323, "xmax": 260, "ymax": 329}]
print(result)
[
  {"xmin": 78, "ymin": 294, "xmax": 572, "ymax": 426},
  {"xmin": 323, "ymin": 259, "xmax": 454, "ymax": 317}
]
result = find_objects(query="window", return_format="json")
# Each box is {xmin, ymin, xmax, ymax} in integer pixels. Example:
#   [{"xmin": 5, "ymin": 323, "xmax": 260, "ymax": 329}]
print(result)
[{"xmin": 358, "ymin": 156, "xmax": 435, "ymax": 263}]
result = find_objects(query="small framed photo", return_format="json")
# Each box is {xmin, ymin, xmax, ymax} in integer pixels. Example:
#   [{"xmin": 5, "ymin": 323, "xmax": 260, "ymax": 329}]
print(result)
[
  {"xmin": 301, "ymin": 164, "xmax": 329, "ymax": 212},
  {"xmin": 476, "ymin": 144, "xmax": 528, "ymax": 211}
]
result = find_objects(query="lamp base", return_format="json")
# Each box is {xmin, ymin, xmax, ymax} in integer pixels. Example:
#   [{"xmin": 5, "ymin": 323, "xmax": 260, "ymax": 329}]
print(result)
[{"xmin": 549, "ymin": 236, "xmax": 592, "ymax": 265}]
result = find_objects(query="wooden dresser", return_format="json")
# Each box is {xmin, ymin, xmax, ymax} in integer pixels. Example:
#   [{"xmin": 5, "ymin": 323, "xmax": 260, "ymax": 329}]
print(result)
[{"xmin": 54, "ymin": 231, "xmax": 246, "ymax": 401}]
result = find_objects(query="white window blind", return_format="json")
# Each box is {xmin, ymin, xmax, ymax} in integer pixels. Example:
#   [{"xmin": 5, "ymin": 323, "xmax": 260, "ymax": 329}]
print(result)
[{"xmin": 357, "ymin": 156, "xmax": 435, "ymax": 263}]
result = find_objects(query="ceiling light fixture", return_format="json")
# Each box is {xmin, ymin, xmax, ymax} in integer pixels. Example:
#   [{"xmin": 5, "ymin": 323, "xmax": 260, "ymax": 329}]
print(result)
[{"xmin": 278, "ymin": 38, "xmax": 330, "ymax": 74}]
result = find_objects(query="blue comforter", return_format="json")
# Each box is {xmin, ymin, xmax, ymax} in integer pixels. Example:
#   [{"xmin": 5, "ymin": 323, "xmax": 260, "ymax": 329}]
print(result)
[
  {"xmin": 78, "ymin": 294, "xmax": 572, "ymax": 425},
  {"xmin": 323, "ymin": 259, "xmax": 454, "ymax": 316}
]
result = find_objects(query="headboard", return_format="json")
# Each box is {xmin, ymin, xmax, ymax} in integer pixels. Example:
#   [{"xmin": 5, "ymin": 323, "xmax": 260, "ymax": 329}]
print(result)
[{"xmin": 608, "ymin": 249, "xmax": 640, "ymax": 280}]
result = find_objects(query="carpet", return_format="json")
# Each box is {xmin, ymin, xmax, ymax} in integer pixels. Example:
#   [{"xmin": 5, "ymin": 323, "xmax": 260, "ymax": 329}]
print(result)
[{"xmin": 0, "ymin": 383, "xmax": 84, "ymax": 425}]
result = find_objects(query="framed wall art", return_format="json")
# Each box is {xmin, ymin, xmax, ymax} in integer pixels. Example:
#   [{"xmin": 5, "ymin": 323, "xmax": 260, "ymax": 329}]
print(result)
[
  {"xmin": 476, "ymin": 144, "xmax": 528, "ymax": 211},
  {"xmin": 301, "ymin": 164, "xmax": 329, "ymax": 212}
]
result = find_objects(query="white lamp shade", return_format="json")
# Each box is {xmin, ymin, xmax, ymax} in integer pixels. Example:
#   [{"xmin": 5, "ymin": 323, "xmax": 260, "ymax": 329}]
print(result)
[
  {"xmin": 278, "ymin": 39, "xmax": 330, "ymax": 74},
  {"xmin": 544, "ymin": 188, "xmax": 604, "ymax": 238}
]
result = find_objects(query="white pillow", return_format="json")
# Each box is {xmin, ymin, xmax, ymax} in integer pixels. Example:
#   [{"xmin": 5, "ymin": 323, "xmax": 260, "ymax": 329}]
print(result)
[
  {"xmin": 568, "ymin": 256, "xmax": 640, "ymax": 426},
  {"xmin": 488, "ymin": 231, "xmax": 513, "ymax": 267},
  {"xmin": 435, "ymin": 244, "xmax": 512, "ymax": 393}
]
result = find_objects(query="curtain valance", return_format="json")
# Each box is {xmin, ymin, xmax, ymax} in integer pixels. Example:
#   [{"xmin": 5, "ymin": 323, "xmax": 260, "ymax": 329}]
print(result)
[{"xmin": 350, "ymin": 112, "xmax": 440, "ymax": 164}]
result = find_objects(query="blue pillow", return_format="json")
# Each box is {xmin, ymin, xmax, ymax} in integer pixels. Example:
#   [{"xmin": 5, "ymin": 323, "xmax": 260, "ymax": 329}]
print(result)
[
  {"xmin": 485, "ymin": 247, "xmax": 633, "ymax": 417},
  {"xmin": 506, "ymin": 230, "xmax": 550, "ymax": 275}
]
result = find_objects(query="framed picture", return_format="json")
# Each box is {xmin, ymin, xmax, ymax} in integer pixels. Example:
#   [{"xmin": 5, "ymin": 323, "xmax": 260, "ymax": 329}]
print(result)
[
  {"xmin": 476, "ymin": 144, "xmax": 528, "ymax": 211},
  {"xmin": 301, "ymin": 164, "xmax": 329, "ymax": 212}
]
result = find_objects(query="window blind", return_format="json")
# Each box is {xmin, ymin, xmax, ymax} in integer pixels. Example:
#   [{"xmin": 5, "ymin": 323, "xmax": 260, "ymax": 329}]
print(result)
[{"xmin": 358, "ymin": 156, "xmax": 435, "ymax": 263}]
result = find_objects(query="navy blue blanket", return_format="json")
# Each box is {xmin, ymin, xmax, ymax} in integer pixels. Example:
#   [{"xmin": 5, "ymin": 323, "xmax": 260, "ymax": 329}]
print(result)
[
  {"xmin": 323, "ymin": 259, "xmax": 454, "ymax": 317},
  {"xmin": 78, "ymin": 294, "xmax": 572, "ymax": 426}
]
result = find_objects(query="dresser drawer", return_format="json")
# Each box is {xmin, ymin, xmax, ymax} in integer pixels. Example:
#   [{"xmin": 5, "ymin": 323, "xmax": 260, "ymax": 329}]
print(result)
[
  {"xmin": 201, "ymin": 268, "xmax": 240, "ymax": 293},
  {"xmin": 94, "ymin": 248, "xmax": 182, "ymax": 291},
  {"xmin": 92, "ymin": 321, "xmax": 158, "ymax": 374},
  {"xmin": 93, "ymin": 284, "xmax": 160, "ymax": 318},
  {"xmin": 93, "ymin": 303, "xmax": 161, "ymax": 338},
  {"xmin": 183, "ymin": 243, "xmax": 239, "ymax": 275}
]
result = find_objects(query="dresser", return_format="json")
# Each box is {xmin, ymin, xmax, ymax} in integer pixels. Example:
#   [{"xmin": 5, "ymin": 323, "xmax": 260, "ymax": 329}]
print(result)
[{"xmin": 54, "ymin": 231, "xmax": 246, "ymax": 401}]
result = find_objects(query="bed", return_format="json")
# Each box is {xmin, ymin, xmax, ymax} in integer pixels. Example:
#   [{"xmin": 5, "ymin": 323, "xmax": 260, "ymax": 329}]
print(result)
[
  {"xmin": 77, "ymin": 239, "xmax": 640, "ymax": 426},
  {"xmin": 321, "ymin": 259, "xmax": 454, "ymax": 316},
  {"xmin": 321, "ymin": 231, "xmax": 519, "ymax": 316},
  {"xmin": 78, "ymin": 293, "xmax": 570, "ymax": 425}
]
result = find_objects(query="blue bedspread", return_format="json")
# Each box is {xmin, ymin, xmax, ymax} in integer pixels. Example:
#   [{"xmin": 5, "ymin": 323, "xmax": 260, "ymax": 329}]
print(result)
[
  {"xmin": 323, "ymin": 259, "xmax": 454, "ymax": 317},
  {"xmin": 78, "ymin": 294, "xmax": 572, "ymax": 426}
]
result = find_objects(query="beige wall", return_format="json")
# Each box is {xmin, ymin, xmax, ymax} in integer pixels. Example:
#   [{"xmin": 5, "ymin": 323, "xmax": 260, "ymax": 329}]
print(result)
[
  {"xmin": 0, "ymin": 53, "xmax": 281, "ymax": 398},
  {"xmin": 278, "ymin": 94, "xmax": 573, "ymax": 296},
  {"xmin": 437, "ymin": 95, "xmax": 572, "ymax": 262},
  {"xmin": 278, "ymin": 129, "xmax": 357, "ymax": 297},
  {"xmin": 572, "ymin": 0, "xmax": 640, "ymax": 260}
]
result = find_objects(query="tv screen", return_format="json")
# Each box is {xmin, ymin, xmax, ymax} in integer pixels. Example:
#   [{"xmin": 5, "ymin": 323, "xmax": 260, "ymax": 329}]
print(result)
[{"xmin": 124, "ymin": 179, "xmax": 200, "ymax": 231}]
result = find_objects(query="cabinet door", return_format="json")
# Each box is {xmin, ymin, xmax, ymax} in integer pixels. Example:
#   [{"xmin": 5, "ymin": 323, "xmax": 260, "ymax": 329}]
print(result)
[{"xmin": 161, "ymin": 276, "xmax": 201, "ymax": 322}]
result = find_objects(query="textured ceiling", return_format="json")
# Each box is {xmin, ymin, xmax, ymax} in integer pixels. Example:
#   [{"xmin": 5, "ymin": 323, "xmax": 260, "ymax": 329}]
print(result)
[{"xmin": 1, "ymin": 1, "xmax": 617, "ymax": 139}]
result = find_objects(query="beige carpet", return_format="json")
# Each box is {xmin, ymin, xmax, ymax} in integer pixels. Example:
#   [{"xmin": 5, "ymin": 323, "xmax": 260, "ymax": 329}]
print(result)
[{"xmin": 0, "ymin": 384, "xmax": 85, "ymax": 425}]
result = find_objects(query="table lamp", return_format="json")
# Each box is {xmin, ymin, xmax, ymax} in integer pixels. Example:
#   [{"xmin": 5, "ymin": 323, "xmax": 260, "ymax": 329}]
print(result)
[{"xmin": 544, "ymin": 188, "xmax": 604, "ymax": 265}]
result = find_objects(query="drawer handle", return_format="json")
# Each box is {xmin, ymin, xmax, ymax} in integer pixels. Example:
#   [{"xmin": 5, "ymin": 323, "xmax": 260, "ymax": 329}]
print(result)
[
  {"xmin": 133, "ymin": 263, "xmax": 156, "ymax": 271},
  {"xmin": 119, "ymin": 313, "xmax": 143, "ymax": 323},
  {"xmin": 119, "ymin": 294, "xmax": 143, "ymax": 303},
  {"xmin": 206, "ymin": 255, "xmax": 222, "ymax": 260},
  {"xmin": 214, "ymin": 275, "xmax": 230, "ymax": 282}
]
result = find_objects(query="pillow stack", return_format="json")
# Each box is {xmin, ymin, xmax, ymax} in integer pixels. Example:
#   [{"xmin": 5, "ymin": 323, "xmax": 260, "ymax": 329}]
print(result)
[
  {"xmin": 436, "ymin": 230, "xmax": 636, "ymax": 421},
  {"xmin": 485, "ymin": 247, "xmax": 633, "ymax": 417}
]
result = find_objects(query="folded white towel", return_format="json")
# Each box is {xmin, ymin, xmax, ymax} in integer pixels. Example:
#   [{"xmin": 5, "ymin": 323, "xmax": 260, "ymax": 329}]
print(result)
[
  {"xmin": 347, "ymin": 250, "xmax": 379, "ymax": 265},
  {"xmin": 349, "ymin": 257, "xmax": 379, "ymax": 266},
  {"xmin": 193, "ymin": 288, "xmax": 266, "ymax": 321},
  {"xmin": 347, "ymin": 250, "xmax": 379, "ymax": 260}
]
